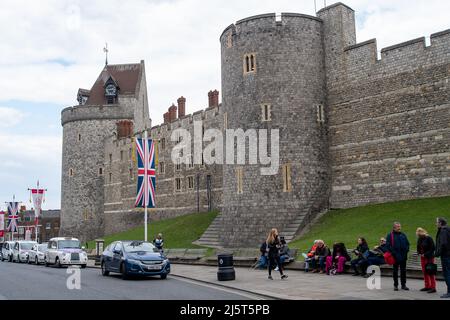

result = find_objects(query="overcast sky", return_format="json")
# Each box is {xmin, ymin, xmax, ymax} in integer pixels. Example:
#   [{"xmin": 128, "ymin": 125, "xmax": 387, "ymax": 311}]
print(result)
[{"xmin": 0, "ymin": 0, "xmax": 449, "ymax": 210}]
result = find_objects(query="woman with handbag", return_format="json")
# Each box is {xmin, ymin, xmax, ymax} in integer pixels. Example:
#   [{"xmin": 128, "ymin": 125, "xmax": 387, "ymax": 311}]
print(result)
[{"xmin": 417, "ymin": 227, "xmax": 437, "ymax": 293}]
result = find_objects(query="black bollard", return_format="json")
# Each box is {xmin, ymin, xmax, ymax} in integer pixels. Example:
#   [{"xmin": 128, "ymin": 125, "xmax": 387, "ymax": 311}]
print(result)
[{"xmin": 217, "ymin": 253, "xmax": 235, "ymax": 281}]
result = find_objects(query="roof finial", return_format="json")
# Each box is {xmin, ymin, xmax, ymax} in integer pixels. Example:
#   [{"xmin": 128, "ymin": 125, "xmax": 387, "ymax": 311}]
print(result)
[{"xmin": 103, "ymin": 42, "xmax": 109, "ymax": 66}]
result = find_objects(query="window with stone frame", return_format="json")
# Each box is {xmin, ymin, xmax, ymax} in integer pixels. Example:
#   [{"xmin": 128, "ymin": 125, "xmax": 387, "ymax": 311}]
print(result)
[
  {"xmin": 261, "ymin": 104, "xmax": 272, "ymax": 122},
  {"xmin": 129, "ymin": 168, "xmax": 134, "ymax": 181},
  {"xmin": 243, "ymin": 53, "xmax": 256, "ymax": 74},
  {"xmin": 159, "ymin": 161, "xmax": 165, "ymax": 174},
  {"xmin": 109, "ymin": 172, "xmax": 112, "ymax": 183},
  {"xmin": 187, "ymin": 176, "xmax": 194, "ymax": 190},
  {"xmin": 78, "ymin": 134, "xmax": 81, "ymax": 142},
  {"xmin": 187, "ymin": 154, "xmax": 194, "ymax": 170},
  {"xmin": 316, "ymin": 104, "xmax": 325, "ymax": 124},
  {"xmin": 236, "ymin": 167, "xmax": 243, "ymax": 194},
  {"xmin": 99, "ymin": 167, "xmax": 103, "ymax": 176},
  {"xmin": 69, "ymin": 168, "xmax": 74, "ymax": 177},
  {"xmin": 120, "ymin": 150, "xmax": 124, "ymax": 161},
  {"xmin": 175, "ymin": 178, "xmax": 182, "ymax": 192},
  {"xmin": 109, "ymin": 153, "xmax": 113, "ymax": 164},
  {"xmin": 176, "ymin": 158, "xmax": 182, "ymax": 171},
  {"xmin": 282, "ymin": 164, "xmax": 292, "ymax": 192},
  {"xmin": 160, "ymin": 138, "xmax": 166, "ymax": 151}
]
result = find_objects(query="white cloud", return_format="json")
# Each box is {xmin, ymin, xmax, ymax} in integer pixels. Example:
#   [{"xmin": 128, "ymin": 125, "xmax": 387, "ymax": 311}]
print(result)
[
  {"xmin": 0, "ymin": 0, "xmax": 449, "ymax": 209},
  {"xmin": 0, "ymin": 107, "xmax": 28, "ymax": 127}
]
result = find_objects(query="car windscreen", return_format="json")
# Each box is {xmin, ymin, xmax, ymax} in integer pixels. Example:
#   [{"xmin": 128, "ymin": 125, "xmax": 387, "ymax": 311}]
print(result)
[
  {"xmin": 58, "ymin": 240, "xmax": 81, "ymax": 249},
  {"xmin": 123, "ymin": 241, "xmax": 156, "ymax": 253},
  {"xmin": 20, "ymin": 243, "xmax": 34, "ymax": 250},
  {"xmin": 38, "ymin": 244, "xmax": 48, "ymax": 252}
]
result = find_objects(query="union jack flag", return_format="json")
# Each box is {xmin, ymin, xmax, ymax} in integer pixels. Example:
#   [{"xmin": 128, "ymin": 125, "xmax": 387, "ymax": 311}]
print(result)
[
  {"xmin": 135, "ymin": 138, "xmax": 156, "ymax": 208},
  {"xmin": 6, "ymin": 202, "xmax": 19, "ymax": 233}
]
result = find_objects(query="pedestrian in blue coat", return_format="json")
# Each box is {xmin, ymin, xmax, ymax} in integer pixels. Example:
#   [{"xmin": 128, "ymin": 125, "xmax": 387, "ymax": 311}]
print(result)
[{"xmin": 386, "ymin": 222, "xmax": 410, "ymax": 291}]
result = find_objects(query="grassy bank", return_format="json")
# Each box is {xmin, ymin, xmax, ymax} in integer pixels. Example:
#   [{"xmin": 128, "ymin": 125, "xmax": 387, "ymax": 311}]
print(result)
[
  {"xmin": 87, "ymin": 211, "xmax": 218, "ymax": 249},
  {"xmin": 289, "ymin": 196, "xmax": 450, "ymax": 255}
]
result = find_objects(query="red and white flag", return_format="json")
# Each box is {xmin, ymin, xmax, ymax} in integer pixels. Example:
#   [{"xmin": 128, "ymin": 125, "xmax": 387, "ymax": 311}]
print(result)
[
  {"xmin": 0, "ymin": 211, "xmax": 5, "ymax": 238},
  {"xmin": 31, "ymin": 189, "xmax": 45, "ymax": 219}
]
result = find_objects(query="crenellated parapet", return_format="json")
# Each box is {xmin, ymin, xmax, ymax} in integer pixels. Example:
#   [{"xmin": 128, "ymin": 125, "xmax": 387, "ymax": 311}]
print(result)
[{"xmin": 61, "ymin": 104, "xmax": 134, "ymax": 126}]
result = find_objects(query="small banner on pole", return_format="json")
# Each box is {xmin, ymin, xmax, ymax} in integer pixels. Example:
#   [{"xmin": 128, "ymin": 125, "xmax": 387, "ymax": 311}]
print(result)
[
  {"xmin": 0, "ymin": 211, "xmax": 5, "ymax": 238},
  {"xmin": 31, "ymin": 189, "xmax": 45, "ymax": 221}
]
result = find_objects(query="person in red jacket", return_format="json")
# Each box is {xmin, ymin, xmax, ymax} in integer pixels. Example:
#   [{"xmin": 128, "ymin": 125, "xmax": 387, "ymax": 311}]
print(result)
[{"xmin": 416, "ymin": 227, "xmax": 436, "ymax": 293}]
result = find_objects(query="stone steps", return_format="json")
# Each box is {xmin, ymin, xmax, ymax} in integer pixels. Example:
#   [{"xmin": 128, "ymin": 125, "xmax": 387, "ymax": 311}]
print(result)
[{"xmin": 194, "ymin": 213, "xmax": 224, "ymax": 248}]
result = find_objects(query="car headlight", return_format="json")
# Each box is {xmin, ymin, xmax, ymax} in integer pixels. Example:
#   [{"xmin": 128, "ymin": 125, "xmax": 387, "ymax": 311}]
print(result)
[
  {"xmin": 163, "ymin": 259, "xmax": 169, "ymax": 264},
  {"xmin": 127, "ymin": 259, "xmax": 140, "ymax": 266}
]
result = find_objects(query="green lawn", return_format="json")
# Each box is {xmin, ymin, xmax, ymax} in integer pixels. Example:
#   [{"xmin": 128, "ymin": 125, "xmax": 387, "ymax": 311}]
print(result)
[
  {"xmin": 289, "ymin": 196, "xmax": 450, "ymax": 256},
  {"xmin": 87, "ymin": 211, "xmax": 218, "ymax": 249}
]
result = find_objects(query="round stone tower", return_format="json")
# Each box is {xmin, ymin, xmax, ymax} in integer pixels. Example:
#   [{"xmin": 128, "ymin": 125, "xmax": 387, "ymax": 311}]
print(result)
[
  {"xmin": 60, "ymin": 62, "xmax": 149, "ymax": 243},
  {"xmin": 60, "ymin": 105, "xmax": 134, "ymax": 243},
  {"xmin": 219, "ymin": 13, "xmax": 330, "ymax": 247}
]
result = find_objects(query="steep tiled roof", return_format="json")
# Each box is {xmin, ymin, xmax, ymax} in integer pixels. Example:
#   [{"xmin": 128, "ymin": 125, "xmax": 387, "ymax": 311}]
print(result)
[{"xmin": 86, "ymin": 63, "xmax": 142, "ymax": 105}]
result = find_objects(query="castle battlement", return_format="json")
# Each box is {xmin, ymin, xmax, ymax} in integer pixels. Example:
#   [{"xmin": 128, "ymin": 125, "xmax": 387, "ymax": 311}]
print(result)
[
  {"xmin": 342, "ymin": 29, "xmax": 450, "ymax": 81},
  {"xmin": 150, "ymin": 104, "xmax": 221, "ymax": 137},
  {"xmin": 61, "ymin": 104, "xmax": 134, "ymax": 126}
]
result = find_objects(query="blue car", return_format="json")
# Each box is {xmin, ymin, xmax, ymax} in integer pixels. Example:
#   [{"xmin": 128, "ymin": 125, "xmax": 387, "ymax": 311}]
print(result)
[{"xmin": 101, "ymin": 241, "xmax": 170, "ymax": 280}]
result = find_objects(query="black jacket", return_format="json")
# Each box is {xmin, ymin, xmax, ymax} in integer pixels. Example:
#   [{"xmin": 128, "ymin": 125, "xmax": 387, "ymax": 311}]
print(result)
[
  {"xmin": 353, "ymin": 243, "xmax": 369, "ymax": 258},
  {"xmin": 436, "ymin": 225, "xmax": 450, "ymax": 258},
  {"xmin": 386, "ymin": 231, "xmax": 410, "ymax": 262},
  {"xmin": 416, "ymin": 235, "xmax": 435, "ymax": 259},
  {"xmin": 267, "ymin": 236, "xmax": 282, "ymax": 258},
  {"xmin": 369, "ymin": 243, "xmax": 389, "ymax": 257}
]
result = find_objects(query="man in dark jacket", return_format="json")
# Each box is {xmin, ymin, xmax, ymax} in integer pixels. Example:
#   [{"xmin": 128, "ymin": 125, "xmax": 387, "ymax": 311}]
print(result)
[
  {"xmin": 435, "ymin": 217, "xmax": 450, "ymax": 299},
  {"xmin": 386, "ymin": 222, "xmax": 410, "ymax": 291}
]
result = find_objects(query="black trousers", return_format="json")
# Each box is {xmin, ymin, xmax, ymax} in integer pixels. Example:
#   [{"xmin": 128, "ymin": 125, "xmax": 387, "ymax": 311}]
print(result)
[
  {"xmin": 393, "ymin": 260, "xmax": 407, "ymax": 287},
  {"xmin": 268, "ymin": 255, "xmax": 283, "ymax": 276}
]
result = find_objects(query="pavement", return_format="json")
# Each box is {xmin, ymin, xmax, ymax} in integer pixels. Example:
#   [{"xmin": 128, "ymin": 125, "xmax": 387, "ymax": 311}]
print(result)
[
  {"xmin": 0, "ymin": 260, "xmax": 262, "ymax": 300},
  {"xmin": 170, "ymin": 264, "xmax": 448, "ymax": 300}
]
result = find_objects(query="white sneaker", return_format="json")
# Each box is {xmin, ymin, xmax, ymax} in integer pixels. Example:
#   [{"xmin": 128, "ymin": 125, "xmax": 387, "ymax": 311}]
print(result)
[{"xmin": 275, "ymin": 267, "xmax": 279, "ymax": 271}]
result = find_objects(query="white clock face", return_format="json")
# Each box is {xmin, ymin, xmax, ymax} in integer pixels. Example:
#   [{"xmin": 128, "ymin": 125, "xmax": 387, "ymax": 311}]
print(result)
[{"xmin": 105, "ymin": 84, "xmax": 116, "ymax": 96}]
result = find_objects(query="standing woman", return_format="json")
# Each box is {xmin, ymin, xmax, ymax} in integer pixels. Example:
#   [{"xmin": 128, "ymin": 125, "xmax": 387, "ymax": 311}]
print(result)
[
  {"xmin": 266, "ymin": 228, "xmax": 288, "ymax": 280},
  {"xmin": 417, "ymin": 228, "xmax": 437, "ymax": 293}
]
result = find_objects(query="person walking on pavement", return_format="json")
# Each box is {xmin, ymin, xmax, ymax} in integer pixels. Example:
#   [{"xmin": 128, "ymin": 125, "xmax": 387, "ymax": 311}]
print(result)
[
  {"xmin": 416, "ymin": 227, "xmax": 436, "ymax": 294},
  {"xmin": 435, "ymin": 217, "xmax": 450, "ymax": 299},
  {"xmin": 266, "ymin": 228, "xmax": 288, "ymax": 280},
  {"xmin": 386, "ymin": 222, "xmax": 410, "ymax": 291}
]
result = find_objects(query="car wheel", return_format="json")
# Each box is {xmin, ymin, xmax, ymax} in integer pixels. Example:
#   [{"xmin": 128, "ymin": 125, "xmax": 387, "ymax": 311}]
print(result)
[
  {"xmin": 55, "ymin": 257, "xmax": 62, "ymax": 268},
  {"xmin": 9, "ymin": 255, "xmax": 12, "ymax": 262},
  {"xmin": 101, "ymin": 262, "xmax": 109, "ymax": 276},
  {"xmin": 45, "ymin": 258, "xmax": 49, "ymax": 267},
  {"xmin": 81, "ymin": 265, "xmax": 87, "ymax": 269},
  {"xmin": 27, "ymin": 256, "xmax": 30, "ymax": 264},
  {"xmin": 120, "ymin": 263, "xmax": 129, "ymax": 280},
  {"xmin": 160, "ymin": 274, "xmax": 168, "ymax": 280},
  {"xmin": 35, "ymin": 257, "xmax": 39, "ymax": 265}
]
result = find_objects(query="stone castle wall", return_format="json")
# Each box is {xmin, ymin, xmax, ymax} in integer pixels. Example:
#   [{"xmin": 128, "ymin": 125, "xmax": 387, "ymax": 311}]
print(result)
[
  {"xmin": 319, "ymin": 5, "xmax": 450, "ymax": 208},
  {"xmin": 101, "ymin": 104, "xmax": 224, "ymax": 237}
]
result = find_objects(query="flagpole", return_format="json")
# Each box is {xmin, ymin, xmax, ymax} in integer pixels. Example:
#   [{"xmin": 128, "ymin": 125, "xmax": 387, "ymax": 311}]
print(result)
[{"xmin": 144, "ymin": 130, "xmax": 148, "ymax": 242}]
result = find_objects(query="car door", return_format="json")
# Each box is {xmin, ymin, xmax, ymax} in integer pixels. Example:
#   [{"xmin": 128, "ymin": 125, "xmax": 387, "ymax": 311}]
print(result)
[
  {"xmin": 111, "ymin": 242, "xmax": 123, "ymax": 271},
  {"xmin": 48, "ymin": 241, "xmax": 57, "ymax": 263},
  {"xmin": 103, "ymin": 243, "xmax": 114, "ymax": 270},
  {"xmin": 13, "ymin": 242, "xmax": 19, "ymax": 261}
]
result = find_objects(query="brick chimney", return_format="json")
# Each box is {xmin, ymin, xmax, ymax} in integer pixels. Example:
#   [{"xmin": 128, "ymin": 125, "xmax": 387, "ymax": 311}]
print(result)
[
  {"xmin": 177, "ymin": 96, "xmax": 186, "ymax": 118},
  {"xmin": 168, "ymin": 104, "xmax": 177, "ymax": 122},
  {"xmin": 208, "ymin": 90, "xmax": 219, "ymax": 108},
  {"xmin": 163, "ymin": 112, "xmax": 170, "ymax": 124},
  {"xmin": 117, "ymin": 120, "xmax": 134, "ymax": 138}
]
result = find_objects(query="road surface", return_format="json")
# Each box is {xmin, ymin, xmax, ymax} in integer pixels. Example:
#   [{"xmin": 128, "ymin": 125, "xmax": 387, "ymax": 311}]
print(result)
[{"xmin": 0, "ymin": 260, "xmax": 259, "ymax": 300}]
